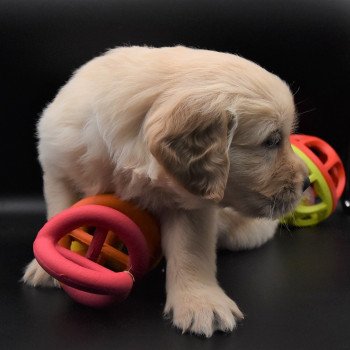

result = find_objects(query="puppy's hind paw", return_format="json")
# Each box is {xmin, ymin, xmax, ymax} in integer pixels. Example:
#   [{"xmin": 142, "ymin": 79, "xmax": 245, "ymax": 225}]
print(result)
[
  {"xmin": 21, "ymin": 258, "xmax": 60, "ymax": 288},
  {"xmin": 164, "ymin": 284, "xmax": 244, "ymax": 338}
]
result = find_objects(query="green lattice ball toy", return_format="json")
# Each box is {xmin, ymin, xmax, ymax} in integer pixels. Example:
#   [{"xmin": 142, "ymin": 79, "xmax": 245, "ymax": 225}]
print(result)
[{"xmin": 281, "ymin": 134, "xmax": 346, "ymax": 227}]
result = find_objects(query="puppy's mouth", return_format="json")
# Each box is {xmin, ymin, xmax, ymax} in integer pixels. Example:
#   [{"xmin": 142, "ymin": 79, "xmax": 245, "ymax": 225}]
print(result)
[
  {"xmin": 222, "ymin": 184, "xmax": 304, "ymax": 220},
  {"xmin": 221, "ymin": 183, "xmax": 303, "ymax": 220},
  {"xmin": 248, "ymin": 193, "xmax": 301, "ymax": 220}
]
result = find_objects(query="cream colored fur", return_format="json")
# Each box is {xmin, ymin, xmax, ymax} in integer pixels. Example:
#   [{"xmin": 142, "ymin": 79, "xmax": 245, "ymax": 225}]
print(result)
[{"xmin": 22, "ymin": 45, "xmax": 308, "ymax": 337}]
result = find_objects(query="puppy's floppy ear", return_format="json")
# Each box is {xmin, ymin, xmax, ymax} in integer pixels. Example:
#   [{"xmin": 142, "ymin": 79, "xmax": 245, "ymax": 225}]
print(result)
[{"xmin": 145, "ymin": 94, "xmax": 237, "ymax": 201}]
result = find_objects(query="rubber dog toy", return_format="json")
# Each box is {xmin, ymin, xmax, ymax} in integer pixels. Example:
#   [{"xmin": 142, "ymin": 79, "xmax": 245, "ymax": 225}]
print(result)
[
  {"xmin": 281, "ymin": 134, "xmax": 345, "ymax": 227},
  {"xmin": 33, "ymin": 194, "xmax": 161, "ymax": 308}
]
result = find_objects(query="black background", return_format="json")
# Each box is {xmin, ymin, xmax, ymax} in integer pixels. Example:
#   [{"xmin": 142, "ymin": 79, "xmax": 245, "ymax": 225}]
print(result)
[
  {"xmin": 1, "ymin": 2, "xmax": 350, "ymax": 349},
  {"xmin": 1, "ymin": 0, "xmax": 350, "ymax": 196}
]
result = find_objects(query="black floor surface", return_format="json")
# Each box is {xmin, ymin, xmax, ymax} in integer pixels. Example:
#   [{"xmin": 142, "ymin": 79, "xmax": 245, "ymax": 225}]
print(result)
[{"xmin": 1, "ymin": 198, "xmax": 350, "ymax": 350}]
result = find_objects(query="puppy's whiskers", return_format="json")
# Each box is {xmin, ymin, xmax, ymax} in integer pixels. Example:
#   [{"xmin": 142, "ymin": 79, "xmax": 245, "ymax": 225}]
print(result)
[
  {"xmin": 270, "ymin": 195, "xmax": 277, "ymax": 220},
  {"xmin": 281, "ymin": 202, "xmax": 292, "ymax": 233},
  {"xmin": 297, "ymin": 108, "xmax": 317, "ymax": 118},
  {"xmin": 292, "ymin": 86, "xmax": 300, "ymax": 97}
]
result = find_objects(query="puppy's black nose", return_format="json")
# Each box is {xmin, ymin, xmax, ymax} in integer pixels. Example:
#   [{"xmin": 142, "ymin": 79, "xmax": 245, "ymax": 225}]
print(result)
[{"xmin": 302, "ymin": 177, "xmax": 311, "ymax": 192}]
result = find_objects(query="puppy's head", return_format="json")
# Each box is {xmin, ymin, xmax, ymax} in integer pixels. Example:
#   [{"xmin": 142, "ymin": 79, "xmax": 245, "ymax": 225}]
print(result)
[
  {"xmin": 144, "ymin": 57, "xmax": 308, "ymax": 219},
  {"xmin": 222, "ymin": 94, "xmax": 308, "ymax": 219}
]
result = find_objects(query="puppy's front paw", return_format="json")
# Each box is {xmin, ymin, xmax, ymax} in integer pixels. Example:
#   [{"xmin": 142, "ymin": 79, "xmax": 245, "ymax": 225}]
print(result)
[
  {"xmin": 164, "ymin": 283, "xmax": 244, "ymax": 338},
  {"xmin": 22, "ymin": 258, "xmax": 60, "ymax": 288}
]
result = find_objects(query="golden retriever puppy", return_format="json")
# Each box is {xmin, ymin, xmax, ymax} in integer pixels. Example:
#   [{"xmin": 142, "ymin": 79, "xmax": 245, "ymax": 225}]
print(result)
[{"xmin": 22, "ymin": 46, "xmax": 308, "ymax": 337}]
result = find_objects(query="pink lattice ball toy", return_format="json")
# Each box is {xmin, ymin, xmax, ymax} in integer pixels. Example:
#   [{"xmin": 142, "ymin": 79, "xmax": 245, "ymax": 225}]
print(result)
[{"xmin": 33, "ymin": 195, "xmax": 161, "ymax": 308}]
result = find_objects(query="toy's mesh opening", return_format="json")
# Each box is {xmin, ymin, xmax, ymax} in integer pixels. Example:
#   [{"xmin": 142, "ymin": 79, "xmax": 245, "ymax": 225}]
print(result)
[
  {"xmin": 104, "ymin": 244, "xmax": 129, "ymax": 272},
  {"xmin": 85, "ymin": 226, "xmax": 129, "ymax": 258},
  {"xmin": 85, "ymin": 226, "xmax": 96, "ymax": 234},
  {"xmin": 300, "ymin": 214, "xmax": 312, "ymax": 220},
  {"xmin": 308, "ymin": 145, "xmax": 328, "ymax": 164},
  {"xmin": 119, "ymin": 243, "xmax": 128, "ymax": 255},
  {"xmin": 329, "ymin": 162, "xmax": 341, "ymax": 187},
  {"xmin": 301, "ymin": 182, "xmax": 322, "ymax": 206}
]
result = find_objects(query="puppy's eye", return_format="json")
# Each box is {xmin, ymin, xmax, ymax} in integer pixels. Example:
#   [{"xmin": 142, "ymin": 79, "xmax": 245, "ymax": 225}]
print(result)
[{"xmin": 263, "ymin": 133, "xmax": 281, "ymax": 149}]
